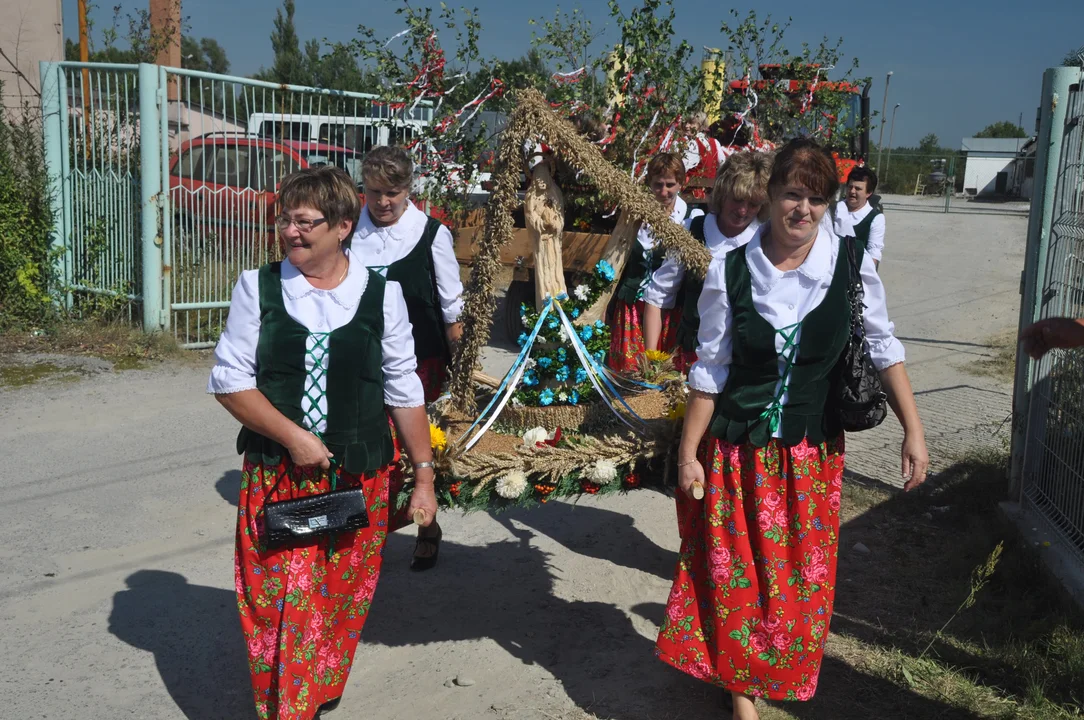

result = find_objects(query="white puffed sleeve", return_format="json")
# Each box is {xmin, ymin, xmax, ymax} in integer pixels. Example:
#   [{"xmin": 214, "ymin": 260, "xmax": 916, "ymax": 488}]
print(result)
[
  {"xmin": 382, "ymin": 280, "xmax": 425, "ymax": 408},
  {"xmin": 859, "ymin": 250, "xmax": 906, "ymax": 370},
  {"xmin": 687, "ymin": 255, "xmax": 733, "ymax": 394},
  {"xmin": 207, "ymin": 270, "xmax": 261, "ymax": 394},
  {"xmin": 431, "ymin": 224, "xmax": 465, "ymax": 324},
  {"xmin": 643, "ymin": 254, "xmax": 686, "ymax": 309},
  {"xmin": 867, "ymin": 213, "xmax": 886, "ymax": 261}
]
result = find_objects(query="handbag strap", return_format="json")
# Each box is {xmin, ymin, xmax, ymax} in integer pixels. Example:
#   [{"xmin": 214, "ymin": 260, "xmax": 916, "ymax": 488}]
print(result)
[{"xmin": 842, "ymin": 236, "xmax": 866, "ymax": 339}]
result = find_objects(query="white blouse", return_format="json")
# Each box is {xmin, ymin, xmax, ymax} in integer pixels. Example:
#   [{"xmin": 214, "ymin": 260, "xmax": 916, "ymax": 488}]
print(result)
[
  {"xmin": 643, "ymin": 215, "xmax": 760, "ymax": 310},
  {"xmin": 833, "ymin": 200, "xmax": 886, "ymax": 261},
  {"xmin": 350, "ymin": 201, "xmax": 464, "ymax": 325},
  {"xmin": 207, "ymin": 256, "xmax": 425, "ymax": 426},
  {"xmin": 688, "ymin": 223, "xmax": 906, "ymax": 424}
]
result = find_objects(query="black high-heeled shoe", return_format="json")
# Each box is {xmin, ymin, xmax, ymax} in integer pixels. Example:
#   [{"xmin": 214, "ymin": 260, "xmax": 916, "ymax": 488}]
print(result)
[
  {"xmin": 315, "ymin": 696, "xmax": 341, "ymax": 717},
  {"xmin": 409, "ymin": 522, "xmax": 442, "ymax": 571}
]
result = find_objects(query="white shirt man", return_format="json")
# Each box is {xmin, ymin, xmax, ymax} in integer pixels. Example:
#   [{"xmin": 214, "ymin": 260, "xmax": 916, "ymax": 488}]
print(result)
[{"xmin": 833, "ymin": 168, "xmax": 885, "ymax": 267}]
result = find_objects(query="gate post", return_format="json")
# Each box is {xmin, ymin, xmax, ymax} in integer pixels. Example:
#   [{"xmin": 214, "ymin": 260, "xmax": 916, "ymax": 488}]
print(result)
[
  {"xmin": 39, "ymin": 61, "xmax": 71, "ymax": 308},
  {"xmin": 138, "ymin": 63, "xmax": 164, "ymax": 332},
  {"xmin": 1009, "ymin": 66, "xmax": 1083, "ymax": 498}
]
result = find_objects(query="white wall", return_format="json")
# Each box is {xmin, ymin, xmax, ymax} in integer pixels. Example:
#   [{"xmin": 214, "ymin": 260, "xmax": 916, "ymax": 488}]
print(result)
[
  {"xmin": 963, "ymin": 156, "xmax": 1016, "ymax": 196},
  {"xmin": 0, "ymin": 0, "xmax": 63, "ymax": 118}
]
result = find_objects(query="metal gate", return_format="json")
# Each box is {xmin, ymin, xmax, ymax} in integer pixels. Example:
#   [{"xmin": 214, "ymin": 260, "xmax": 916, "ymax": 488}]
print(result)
[
  {"xmin": 1012, "ymin": 65, "xmax": 1084, "ymax": 574},
  {"xmin": 40, "ymin": 61, "xmax": 430, "ymax": 347}
]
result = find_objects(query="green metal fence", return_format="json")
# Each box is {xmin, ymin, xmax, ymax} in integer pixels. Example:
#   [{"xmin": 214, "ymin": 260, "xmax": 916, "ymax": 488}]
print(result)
[
  {"xmin": 1011, "ymin": 65, "xmax": 1084, "ymax": 582},
  {"xmin": 40, "ymin": 61, "xmax": 430, "ymax": 347}
]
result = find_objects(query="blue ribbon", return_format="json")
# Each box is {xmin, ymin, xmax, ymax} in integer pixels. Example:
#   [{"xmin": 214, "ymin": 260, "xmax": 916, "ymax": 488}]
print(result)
[{"xmin": 455, "ymin": 297, "xmax": 554, "ymax": 445}]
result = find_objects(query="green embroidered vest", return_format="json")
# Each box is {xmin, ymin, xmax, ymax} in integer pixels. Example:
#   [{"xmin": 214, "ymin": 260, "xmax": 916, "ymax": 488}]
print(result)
[
  {"xmin": 615, "ymin": 204, "xmax": 694, "ymax": 304},
  {"xmin": 676, "ymin": 215, "xmax": 709, "ymax": 352},
  {"xmin": 708, "ymin": 237, "xmax": 863, "ymax": 447},
  {"xmin": 236, "ymin": 262, "xmax": 395, "ymax": 475},
  {"xmin": 383, "ymin": 217, "xmax": 448, "ymax": 361}
]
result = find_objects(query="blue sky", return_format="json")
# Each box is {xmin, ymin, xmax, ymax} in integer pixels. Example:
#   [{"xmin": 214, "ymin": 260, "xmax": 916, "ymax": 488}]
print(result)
[{"xmin": 64, "ymin": 0, "xmax": 1082, "ymax": 148}]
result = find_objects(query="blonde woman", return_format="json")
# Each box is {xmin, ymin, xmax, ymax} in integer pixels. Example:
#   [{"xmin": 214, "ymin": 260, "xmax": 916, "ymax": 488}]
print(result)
[{"xmin": 643, "ymin": 150, "xmax": 771, "ymax": 371}]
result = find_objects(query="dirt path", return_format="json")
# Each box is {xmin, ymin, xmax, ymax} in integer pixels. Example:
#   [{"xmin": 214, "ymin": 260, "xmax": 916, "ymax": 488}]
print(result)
[{"xmin": 0, "ymin": 196, "xmax": 1027, "ymax": 719}]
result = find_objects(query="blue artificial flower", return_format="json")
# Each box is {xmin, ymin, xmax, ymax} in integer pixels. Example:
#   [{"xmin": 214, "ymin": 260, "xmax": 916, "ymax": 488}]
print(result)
[
  {"xmin": 537, "ymin": 356, "xmax": 553, "ymax": 369},
  {"xmin": 593, "ymin": 350, "xmax": 606, "ymax": 363},
  {"xmin": 524, "ymin": 370, "xmax": 538, "ymax": 387},
  {"xmin": 575, "ymin": 367, "xmax": 588, "ymax": 383},
  {"xmin": 555, "ymin": 365, "xmax": 570, "ymax": 382},
  {"xmin": 569, "ymin": 390, "xmax": 580, "ymax": 405},
  {"xmin": 556, "ymin": 347, "xmax": 567, "ymax": 362},
  {"xmin": 539, "ymin": 389, "xmax": 555, "ymax": 406},
  {"xmin": 594, "ymin": 320, "xmax": 605, "ymax": 330},
  {"xmin": 571, "ymin": 307, "xmax": 580, "ymax": 319},
  {"xmin": 595, "ymin": 259, "xmax": 616, "ymax": 282},
  {"xmin": 517, "ymin": 332, "xmax": 528, "ymax": 347},
  {"xmin": 580, "ymin": 325, "xmax": 594, "ymax": 341},
  {"xmin": 547, "ymin": 315, "xmax": 560, "ymax": 330}
]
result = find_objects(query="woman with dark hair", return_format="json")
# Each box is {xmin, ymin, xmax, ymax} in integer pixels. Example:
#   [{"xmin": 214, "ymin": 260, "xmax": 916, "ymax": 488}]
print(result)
[
  {"xmin": 209, "ymin": 166, "xmax": 437, "ymax": 719},
  {"xmin": 655, "ymin": 138, "xmax": 928, "ymax": 719}
]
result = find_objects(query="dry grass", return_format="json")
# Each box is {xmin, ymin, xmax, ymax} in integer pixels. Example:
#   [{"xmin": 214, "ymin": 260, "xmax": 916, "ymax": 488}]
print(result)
[
  {"xmin": 0, "ymin": 319, "xmax": 193, "ymax": 368},
  {"xmin": 738, "ymin": 448, "xmax": 1084, "ymax": 720},
  {"xmin": 966, "ymin": 331, "xmax": 1018, "ymax": 384}
]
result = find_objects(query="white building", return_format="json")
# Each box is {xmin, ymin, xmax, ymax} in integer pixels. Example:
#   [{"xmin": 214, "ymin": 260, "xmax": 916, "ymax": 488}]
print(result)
[
  {"xmin": 960, "ymin": 137, "xmax": 1034, "ymax": 198},
  {"xmin": 0, "ymin": 0, "xmax": 63, "ymax": 119}
]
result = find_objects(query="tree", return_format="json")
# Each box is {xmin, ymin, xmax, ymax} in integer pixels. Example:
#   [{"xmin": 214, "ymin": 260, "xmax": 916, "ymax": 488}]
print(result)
[
  {"xmin": 1063, "ymin": 46, "xmax": 1084, "ymax": 67},
  {"xmin": 975, "ymin": 121, "xmax": 1026, "ymax": 139},
  {"xmin": 918, "ymin": 133, "xmax": 940, "ymax": 155},
  {"xmin": 267, "ymin": 0, "xmax": 307, "ymax": 85}
]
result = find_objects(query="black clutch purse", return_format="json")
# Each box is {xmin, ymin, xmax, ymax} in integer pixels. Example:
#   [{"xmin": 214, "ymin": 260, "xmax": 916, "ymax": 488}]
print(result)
[
  {"xmin": 830, "ymin": 236, "xmax": 888, "ymax": 432},
  {"xmin": 263, "ymin": 485, "xmax": 370, "ymax": 550}
]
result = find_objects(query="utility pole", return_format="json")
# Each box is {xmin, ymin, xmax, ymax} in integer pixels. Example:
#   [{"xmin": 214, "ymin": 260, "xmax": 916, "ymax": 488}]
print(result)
[
  {"xmin": 884, "ymin": 103, "xmax": 901, "ymax": 187},
  {"xmin": 875, "ymin": 71, "xmax": 893, "ymax": 171},
  {"xmin": 78, "ymin": 0, "xmax": 91, "ymax": 157}
]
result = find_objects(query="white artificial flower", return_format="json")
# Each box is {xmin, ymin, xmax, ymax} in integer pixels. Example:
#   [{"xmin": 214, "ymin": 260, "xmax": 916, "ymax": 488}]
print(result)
[
  {"xmin": 574, "ymin": 284, "xmax": 590, "ymax": 301},
  {"xmin": 558, "ymin": 391, "xmax": 568, "ymax": 402},
  {"xmin": 522, "ymin": 426, "xmax": 550, "ymax": 447},
  {"xmin": 521, "ymin": 314, "xmax": 533, "ymax": 328},
  {"xmin": 512, "ymin": 396, "xmax": 524, "ymax": 407},
  {"xmin": 495, "ymin": 470, "xmax": 529, "ymax": 499},
  {"xmin": 587, "ymin": 458, "xmax": 618, "ymax": 485},
  {"xmin": 525, "ymin": 358, "xmax": 537, "ymax": 370},
  {"xmin": 558, "ymin": 326, "xmax": 569, "ymax": 343}
]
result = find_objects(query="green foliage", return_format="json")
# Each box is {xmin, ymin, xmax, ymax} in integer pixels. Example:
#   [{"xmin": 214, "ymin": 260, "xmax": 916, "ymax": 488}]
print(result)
[
  {"xmin": 974, "ymin": 121, "xmax": 1027, "ymax": 139},
  {"xmin": 0, "ymin": 89, "xmax": 58, "ymax": 331},
  {"xmin": 1063, "ymin": 46, "xmax": 1084, "ymax": 67},
  {"xmin": 268, "ymin": 0, "xmax": 306, "ymax": 85},
  {"xmin": 918, "ymin": 133, "xmax": 941, "ymax": 154},
  {"xmin": 181, "ymin": 36, "xmax": 230, "ymax": 74},
  {"xmin": 719, "ymin": 9, "xmax": 867, "ymax": 151}
]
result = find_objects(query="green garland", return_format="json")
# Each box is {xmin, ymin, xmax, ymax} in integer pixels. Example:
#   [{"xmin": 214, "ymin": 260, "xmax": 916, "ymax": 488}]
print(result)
[{"xmin": 512, "ymin": 259, "xmax": 616, "ymax": 408}]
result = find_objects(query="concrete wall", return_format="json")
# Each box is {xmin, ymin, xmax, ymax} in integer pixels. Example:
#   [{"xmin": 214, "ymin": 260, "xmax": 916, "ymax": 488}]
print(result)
[{"xmin": 0, "ymin": 0, "xmax": 63, "ymax": 117}]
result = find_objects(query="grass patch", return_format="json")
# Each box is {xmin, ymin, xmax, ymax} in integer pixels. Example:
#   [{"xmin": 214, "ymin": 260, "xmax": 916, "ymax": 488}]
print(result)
[
  {"xmin": 0, "ymin": 362, "xmax": 78, "ymax": 388},
  {"xmin": 966, "ymin": 331, "xmax": 1018, "ymax": 383},
  {"xmin": 0, "ymin": 319, "xmax": 194, "ymax": 366},
  {"xmin": 752, "ymin": 449, "xmax": 1084, "ymax": 719}
]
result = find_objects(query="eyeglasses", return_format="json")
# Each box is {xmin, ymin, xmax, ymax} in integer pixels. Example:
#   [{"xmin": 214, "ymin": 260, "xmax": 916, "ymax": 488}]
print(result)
[{"xmin": 275, "ymin": 215, "xmax": 328, "ymax": 233}]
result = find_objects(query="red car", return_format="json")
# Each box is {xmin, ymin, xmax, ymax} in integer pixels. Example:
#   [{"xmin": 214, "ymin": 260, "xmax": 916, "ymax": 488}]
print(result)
[{"xmin": 169, "ymin": 135, "xmax": 365, "ymax": 249}]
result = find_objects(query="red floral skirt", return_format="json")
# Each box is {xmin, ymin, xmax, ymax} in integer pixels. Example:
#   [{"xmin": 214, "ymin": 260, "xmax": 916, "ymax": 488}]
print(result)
[
  {"xmin": 417, "ymin": 356, "xmax": 448, "ymax": 404},
  {"xmin": 607, "ymin": 299, "xmax": 681, "ymax": 373},
  {"xmin": 656, "ymin": 434, "xmax": 845, "ymax": 702},
  {"xmin": 235, "ymin": 456, "xmax": 393, "ymax": 720}
]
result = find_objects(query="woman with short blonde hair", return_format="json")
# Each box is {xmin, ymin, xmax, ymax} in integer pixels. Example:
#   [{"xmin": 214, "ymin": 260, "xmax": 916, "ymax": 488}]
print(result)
[{"xmin": 643, "ymin": 150, "xmax": 771, "ymax": 370}]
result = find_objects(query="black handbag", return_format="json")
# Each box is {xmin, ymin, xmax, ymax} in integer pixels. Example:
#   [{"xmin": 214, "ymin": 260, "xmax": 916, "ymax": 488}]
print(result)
[
  {"xmin": 263, "ymin": 468, "xmax": 370, "ymax": 549},
  {"xmin": 830, "ymin": 236, "xmax": 888, "ymax": 432}
]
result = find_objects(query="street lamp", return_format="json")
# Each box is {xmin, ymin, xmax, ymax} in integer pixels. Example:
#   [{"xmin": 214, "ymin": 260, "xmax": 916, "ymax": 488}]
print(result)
[
  {"xmin": 875, "ymin": 71, "xmax": 893, "ymax": 171},
  {"xmin": 884, "ymin": 103, "xmax": 901, "ymax": 188}
]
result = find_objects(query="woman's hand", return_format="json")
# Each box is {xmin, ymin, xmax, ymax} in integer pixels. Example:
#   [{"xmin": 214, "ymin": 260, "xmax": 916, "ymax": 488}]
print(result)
[
  {"xmin": 901, "ymin": 432, "xmax": 929, "ymax": 492},
  {"xmin": 407, "ymin": 467, "xmax": 439, "ymax": 527},
  {"xmin": 285, "ymin": 430, "xmax": 334, "ymax": 470},
  {"xmin": 677, "ymin": 457, "xmax": 705, "ymax": 500}
]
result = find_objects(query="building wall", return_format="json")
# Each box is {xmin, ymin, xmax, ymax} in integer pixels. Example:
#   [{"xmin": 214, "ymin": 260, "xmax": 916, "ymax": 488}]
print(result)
[
  {"xmin": 0, "ymin": 0, "xmax": 63, "ymax": 117},
  {"xmin": 963, "ymin": 155, "xmax": 1017, "ymax": 196}
]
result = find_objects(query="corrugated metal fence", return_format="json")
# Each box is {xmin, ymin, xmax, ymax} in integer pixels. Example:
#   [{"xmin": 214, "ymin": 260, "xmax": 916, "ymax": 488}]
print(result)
[
  {"xmin": 1012, "ymin": 65, "xmax": 1084, "ymax": 579},
  {"xmin": 39, "ymin": 61, "xmax": 429, "ymax": 347}
]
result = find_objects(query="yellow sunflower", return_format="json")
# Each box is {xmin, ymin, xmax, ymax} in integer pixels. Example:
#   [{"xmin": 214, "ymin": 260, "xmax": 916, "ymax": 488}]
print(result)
[
  {"xmin": 645, "ymin": 349, "xmax": 671, "ymax": 364},
  {"xmin": 429, "ymin": 423, "xmax": 448, "ymax": 452},
  {"xmin": 666, "ymin": 401, "xmax": 687, "ymax": 421}
]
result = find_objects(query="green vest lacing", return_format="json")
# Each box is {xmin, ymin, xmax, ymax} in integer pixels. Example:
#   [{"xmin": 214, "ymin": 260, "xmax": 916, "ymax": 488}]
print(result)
[
  {"xmin": 301, "ymin": 332, "xmax": 339, "ymax": 493},
  {"xmin": 759, "ymin": 321, "xmax": 802, "ymax": 434}
]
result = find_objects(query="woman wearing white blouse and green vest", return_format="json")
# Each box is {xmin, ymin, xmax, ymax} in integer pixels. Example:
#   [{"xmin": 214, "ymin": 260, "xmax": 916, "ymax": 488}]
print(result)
[
  {"xmin": 350, "ymin": 145, "xmax": 464, "ymax": 571},
  {"xmin": 655, "ymin": 139, "xmax": 929, "ymax": 720},
  {"xmin": 209, "ymin": 167, "xmax": 437, "ymax": 720},
  {"xmin": 643, "ymin": 151, "xmax": 771, "ymax": 373}
]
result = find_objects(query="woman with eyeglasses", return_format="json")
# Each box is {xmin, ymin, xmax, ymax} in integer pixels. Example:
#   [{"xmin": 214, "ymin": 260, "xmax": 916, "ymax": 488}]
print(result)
[
  {"xmin": 208, "ymin": 166, "xmax": 437, "ymax": 720},
  {"xmin": 349, "ymin": 145, "xmax": 464, "ymax": 571}
]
